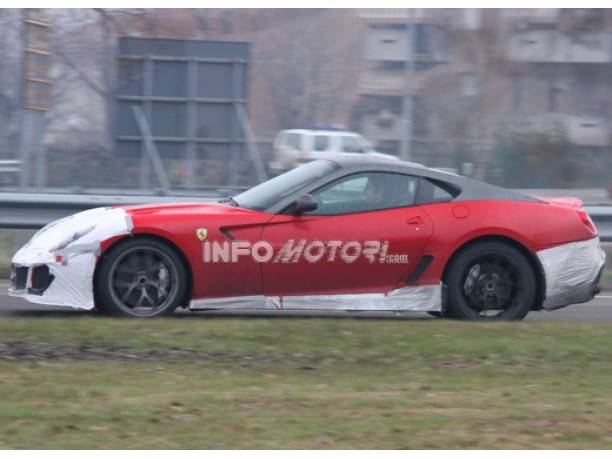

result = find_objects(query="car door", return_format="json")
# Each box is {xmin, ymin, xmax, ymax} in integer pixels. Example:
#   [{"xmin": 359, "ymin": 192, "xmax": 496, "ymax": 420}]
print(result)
[{"xmin": 260, "ymin": 172, "xmax": 433, "ymax": 297}]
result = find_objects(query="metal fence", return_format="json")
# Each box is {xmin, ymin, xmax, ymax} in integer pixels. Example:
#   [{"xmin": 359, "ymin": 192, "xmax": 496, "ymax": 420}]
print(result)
[
  {"xmin": 115, "ymin": 38, "xmax": 268, "ymax": 190},
  {"xmin": 0, "ymin": 192, "xmax": 216, "ymax": 229}
]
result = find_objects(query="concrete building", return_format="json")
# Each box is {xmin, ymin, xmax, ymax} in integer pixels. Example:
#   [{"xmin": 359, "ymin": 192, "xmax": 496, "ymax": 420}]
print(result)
[
  {"xmin": 354, "ymin": 8, "xmax": 612, "ymax": 185},
  {"xmin": 355, "ymin": 9, "xmax": 452, "ymax": 163}
]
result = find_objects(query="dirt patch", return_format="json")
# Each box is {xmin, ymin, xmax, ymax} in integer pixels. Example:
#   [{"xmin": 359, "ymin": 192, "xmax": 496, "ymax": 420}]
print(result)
[{"xmin": 0, "ymin": 346, "xmax": 293, "ymax": 363}]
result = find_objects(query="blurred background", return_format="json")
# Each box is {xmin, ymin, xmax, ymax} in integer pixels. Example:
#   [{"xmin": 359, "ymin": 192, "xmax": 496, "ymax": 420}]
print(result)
[{"xmin": 1, "ymin": 8, "xmax": 612, "ymax": 193}]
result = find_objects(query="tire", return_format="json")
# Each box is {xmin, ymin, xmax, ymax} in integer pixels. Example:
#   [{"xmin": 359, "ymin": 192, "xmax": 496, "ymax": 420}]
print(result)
[
  {"xmin": 444, "ymin": 241, "xmax": 536, "ymax": 321},
  {"xmin": 427, "ymin": 311, "xmax": 445, "ymax": 318},
  {"xmin": 96, "ymin": 238, "xmax": 187, "ymax": 317}
]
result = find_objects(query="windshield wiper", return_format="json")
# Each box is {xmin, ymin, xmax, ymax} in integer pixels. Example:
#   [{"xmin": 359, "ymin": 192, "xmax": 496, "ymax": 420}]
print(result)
[{"xmin": 219, "ymin": 196, "xmax": 239, "ymax": 207}]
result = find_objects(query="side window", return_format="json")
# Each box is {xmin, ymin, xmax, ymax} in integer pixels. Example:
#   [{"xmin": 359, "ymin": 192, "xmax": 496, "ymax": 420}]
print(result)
[
  {"xmin": 286, "ymin": 133, "xmax": 301, "ymax": 150},
  {"xmin": 433, "ymin": 183, "xmax": 455, "ymax": 201},
  {"xmin": 314, "ymin": 135, "xmax": 329, "ymax": 152},
  {"xmin": 273, "ymin": 132, "xmax": 288, "ymax": 149},
  {"xmin": 416, "ymin": 178, "xmax": 461, "ymax": 205},
  {"xmin": 308, "ymin": 172, "xmax": 419, "ymax": 215},
  {"xmin": 342, "ymin": 136, "xmax": 366, "ymax": 153}
]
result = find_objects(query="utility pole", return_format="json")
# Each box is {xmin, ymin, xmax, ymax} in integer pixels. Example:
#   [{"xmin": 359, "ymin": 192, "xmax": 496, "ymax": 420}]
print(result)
[
  {"xmin": 19, "ymin": 8, "xmax": 52, "ymax": 190},
  {"xmin": 400, "ymin": 8, "xmax": 416, "ymax": 162}
]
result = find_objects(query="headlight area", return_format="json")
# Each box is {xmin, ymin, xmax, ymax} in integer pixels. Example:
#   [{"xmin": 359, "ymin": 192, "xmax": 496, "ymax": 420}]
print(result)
[
  {"xmin": 10, "ymin": 242, "xmax": 105, "ymax": 309},
  {"xmin": 48, "ymin": 227, "xmax": 102, "ymax": 266},
  {"xmin": 9, "ymin": 207, "xmax": 133, "ymax": 310},
  {"xmin": 11, "ymin": 225, "xmax": 99, "ymax": 298},
  {"xmin": 10, "ymin": 264, "xmax": 54, "ymax": 296},
  {"xmin": 49, "ymin": 225, "xmax": 96, "ymax": 254}
]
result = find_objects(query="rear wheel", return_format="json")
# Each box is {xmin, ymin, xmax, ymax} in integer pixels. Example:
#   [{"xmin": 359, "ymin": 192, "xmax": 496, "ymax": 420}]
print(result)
[
  {"xmin": 444, "ymin": 242, "xmax": 536, "ymax": 321},
  {"xmin": 96, "ymin": 238, "xmax": 187, "ymax": 317}
]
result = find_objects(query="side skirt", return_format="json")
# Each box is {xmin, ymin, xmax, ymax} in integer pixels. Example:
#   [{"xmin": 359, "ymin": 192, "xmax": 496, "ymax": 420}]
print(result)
[{"xmin": 189, "ymin": 284, "xmax": 442, "ymax": 312}]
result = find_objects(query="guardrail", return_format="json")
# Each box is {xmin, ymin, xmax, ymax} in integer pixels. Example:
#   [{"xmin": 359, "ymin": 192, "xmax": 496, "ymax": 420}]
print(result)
[
  {"xmin": 0, "ymin": 160, "xmax": 21, "ymax": 174},
  {"xmin": 587, "ymin": 207, "xmax": 612, "ymax": 242},
  {"xmin": 0, "ymin": 192, "xmax": 217, "ymax": 229},
  {"xmin": 0, "ymin": 192, "xmax": 610, "ymax": 241}
]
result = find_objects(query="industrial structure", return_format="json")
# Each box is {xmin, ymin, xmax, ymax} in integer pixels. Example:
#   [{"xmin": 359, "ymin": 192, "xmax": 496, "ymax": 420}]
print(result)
[{"xmin": 115, "ymin": 37, "xmax": 266, "ymax": 190}]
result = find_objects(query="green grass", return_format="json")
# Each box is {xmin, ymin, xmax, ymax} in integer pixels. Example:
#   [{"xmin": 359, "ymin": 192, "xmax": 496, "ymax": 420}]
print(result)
[{"xmin": 1, "ymin": 318, "xmax": 612, "ymax": 449}]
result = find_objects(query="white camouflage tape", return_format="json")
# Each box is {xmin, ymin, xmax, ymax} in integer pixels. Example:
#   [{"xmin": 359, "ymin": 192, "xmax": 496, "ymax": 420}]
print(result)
[
  {"xmin": 537, "ymin": 237, "xmax": 605, "ymax": 310},
  {"xmin": 10, "ymin": 207, "xmax": 133, "ymax": 309},
  {"xmin": 189, "ymin": 284, "xmax": 442, "ymax": 312}
]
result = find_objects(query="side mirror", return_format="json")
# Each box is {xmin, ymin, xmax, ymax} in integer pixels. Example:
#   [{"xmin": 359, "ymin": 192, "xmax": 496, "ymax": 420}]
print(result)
[{"xmin": 293, "ymin": 194, "xmax": 318, "ymax": 214}]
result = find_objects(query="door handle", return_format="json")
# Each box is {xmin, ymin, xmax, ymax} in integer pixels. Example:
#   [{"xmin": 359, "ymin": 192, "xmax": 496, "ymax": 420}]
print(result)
[{"xmin": 407, "ymin": 216, "xmax": 423, "ymax": 225}]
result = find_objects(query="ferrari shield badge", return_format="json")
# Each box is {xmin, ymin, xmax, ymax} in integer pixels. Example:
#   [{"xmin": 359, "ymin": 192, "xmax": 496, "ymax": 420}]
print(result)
[{"xmin": 196, "ymin": 228, "xmax": 208, "ymax": 241}]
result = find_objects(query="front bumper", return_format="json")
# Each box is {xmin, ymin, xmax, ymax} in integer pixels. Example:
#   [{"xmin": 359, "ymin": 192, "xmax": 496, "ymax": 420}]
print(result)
[
  {"xmin": 10, "ymin": 248, "xmax": 100, "ymax": 310},
  {"xmin": 9, "ymin": 207, "xmax": 133, "ymax": 310},
  {"xmin": 536, "ymin": 237, "xmax": 606, "ymax": 310}
]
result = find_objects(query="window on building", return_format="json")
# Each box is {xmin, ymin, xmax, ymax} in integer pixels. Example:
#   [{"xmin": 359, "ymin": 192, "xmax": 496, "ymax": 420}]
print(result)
[
  {"xmin": 461, "ymin": 9, "xmax": 482, "ymax": 30},
  {"xmin": 462, "ymin": 73, "xmax": 478, "ymax": 96},
  {"xmin": 415, "ymin": 24, "xmax": 432, "ymax": 55},
  {"xmin": 549, "ymin": 82, "xmax": 563, "ymax": 112},
  {"xmin": 512, "ymin": 76, "xmax": 524, "ymax": 111},
  {"xmin": 600, "ymin": 99, "xmax": 609, "ymax": 116},
  {"xmin": 413, "ymin": 96, "xmax": 429, "ymax": 139}
]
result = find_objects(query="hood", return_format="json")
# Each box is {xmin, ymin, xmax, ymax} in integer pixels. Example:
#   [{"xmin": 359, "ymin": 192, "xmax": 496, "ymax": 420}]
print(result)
[
  {"xmin": 119, "ymin": 201, "xmax": 261, "ymax": 218},
  {"xmin": 13, "ymin": 207, "xmax": 132, "ymax": 263},
  {"xmin": 118, "ymin": 201, "xmax": 272, "ymax": 239}
]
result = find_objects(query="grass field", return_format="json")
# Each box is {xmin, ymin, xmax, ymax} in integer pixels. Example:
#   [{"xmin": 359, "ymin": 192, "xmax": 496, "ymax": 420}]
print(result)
[
  {"xmin": 1, "ymin": 318, "xmax": 612, "ymax": 449},
  {"xmin": 1, "ymin": 230, "xmax": 611, "ymax": 449}
]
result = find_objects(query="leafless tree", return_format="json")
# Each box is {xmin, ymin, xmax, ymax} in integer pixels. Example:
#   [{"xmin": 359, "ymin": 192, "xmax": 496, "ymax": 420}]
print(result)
[
  {"xmin": 0, "ymin": 9, "xmax": 23, "ymax": 159},
  {"xmin": 249, "ymin": 9, "xmax": 364, "ymax": 134}
]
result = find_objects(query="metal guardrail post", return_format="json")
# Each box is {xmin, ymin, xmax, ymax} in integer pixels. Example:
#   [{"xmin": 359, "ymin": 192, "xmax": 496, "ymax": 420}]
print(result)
[
  {"xmin": 235, "ymin": 102, "xmax": 268, "ymax": 183},
  {"xmin": 132, "ymin": 105, "xmax": 172, "ymax": 193}
]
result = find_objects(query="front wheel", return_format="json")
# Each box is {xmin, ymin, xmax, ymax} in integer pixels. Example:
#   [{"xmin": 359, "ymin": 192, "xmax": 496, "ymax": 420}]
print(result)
[
  {"xmin": 96, "ymin": 238, "xmax": 187, "ymax": 317},
  {"xmin": 444, "ymin": 242, "xmax": 537, "ymax": 321}
]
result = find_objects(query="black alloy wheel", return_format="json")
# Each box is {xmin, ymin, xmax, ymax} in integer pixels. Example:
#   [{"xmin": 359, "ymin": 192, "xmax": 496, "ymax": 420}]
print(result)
[
  {"xmin": 96, "ymin": 238, "xmax": 187, "ymax": 317},
  {"xmin": 444, "ymin": 241, "xmax": 536, "ymax": 321}
]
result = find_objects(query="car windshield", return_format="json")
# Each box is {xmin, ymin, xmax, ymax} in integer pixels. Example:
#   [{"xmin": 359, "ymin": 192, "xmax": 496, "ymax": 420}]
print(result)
[{"xmin": 234, "ymin": 160, "xmax": 337, "ymax": 211}]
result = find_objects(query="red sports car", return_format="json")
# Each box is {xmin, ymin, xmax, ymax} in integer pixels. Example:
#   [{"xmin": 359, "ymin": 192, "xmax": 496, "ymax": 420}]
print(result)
[{"xmin": 10, "ymin": 156, "xmax": 605, "ymax": 320}]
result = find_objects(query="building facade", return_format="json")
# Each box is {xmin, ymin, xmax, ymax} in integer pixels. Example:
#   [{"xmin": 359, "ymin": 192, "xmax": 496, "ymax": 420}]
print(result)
[{"xmin": 354, "ymin": 8, "xmax": 612, "ymax": 185}]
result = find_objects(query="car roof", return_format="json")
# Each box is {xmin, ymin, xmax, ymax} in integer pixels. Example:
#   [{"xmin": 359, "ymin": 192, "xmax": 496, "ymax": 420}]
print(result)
[
  {"xmin": 280, "ymin": 129, "xmax": 364, "ymax": 137},
  {"xmin": 326, "ymin": 154, "xmax": 427, "ymax": 175},
  {"xmin": 326, "ymin": 155, "xmax": 543, "ymax": 204}
]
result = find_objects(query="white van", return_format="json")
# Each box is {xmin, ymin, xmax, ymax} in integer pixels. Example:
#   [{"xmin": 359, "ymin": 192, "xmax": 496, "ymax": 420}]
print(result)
[{"xmin": 268, "ymin": 128, "xmax": 396, "ymax": 175}]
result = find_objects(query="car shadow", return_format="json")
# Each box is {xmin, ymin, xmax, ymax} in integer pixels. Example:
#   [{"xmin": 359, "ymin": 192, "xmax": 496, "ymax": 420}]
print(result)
[{"xmin": 2, "ymin": 307, "xmax": 435, "ymax": 321}]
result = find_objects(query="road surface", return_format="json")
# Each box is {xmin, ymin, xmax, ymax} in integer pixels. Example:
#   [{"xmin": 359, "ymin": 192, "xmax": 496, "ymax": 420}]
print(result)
[{"xmin": 0, "ymin": 280, "xmax": 610, "ymax": 322}]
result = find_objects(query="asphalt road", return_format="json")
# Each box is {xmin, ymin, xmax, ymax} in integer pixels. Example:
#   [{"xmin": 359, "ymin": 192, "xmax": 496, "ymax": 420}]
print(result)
[{"xmin": 0, "ymin": 280, "xmax": 610, "ymax": 322}]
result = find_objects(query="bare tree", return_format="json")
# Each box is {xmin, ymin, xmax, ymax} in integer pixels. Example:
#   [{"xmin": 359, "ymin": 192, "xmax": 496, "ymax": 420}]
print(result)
[
  {"xmin": 11, "ymin": 9, "xmax": 367, "ymax": 185},
  {"xmin": 0, "ymin": 9, "xmax": 23, "ymax": 159},
  {"xmin": 249, "ymin": 9, "xmax": 364, "ymax": 133}
]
